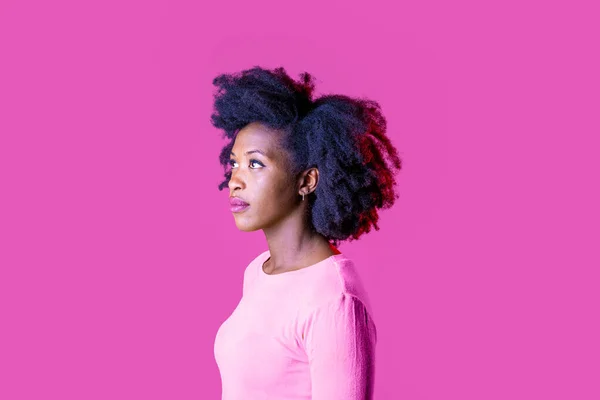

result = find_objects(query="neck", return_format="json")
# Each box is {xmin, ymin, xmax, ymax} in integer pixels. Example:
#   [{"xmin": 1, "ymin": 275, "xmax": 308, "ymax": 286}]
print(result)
[{"xmin": 263, "ymin": 227, "xmax": 334, "ymax": 271}]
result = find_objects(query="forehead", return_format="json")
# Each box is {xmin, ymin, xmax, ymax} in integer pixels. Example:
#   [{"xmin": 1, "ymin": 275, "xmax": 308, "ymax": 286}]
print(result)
[{"xmin": 231, "ymin": 122, "xmax": 284, "ymax": 158}]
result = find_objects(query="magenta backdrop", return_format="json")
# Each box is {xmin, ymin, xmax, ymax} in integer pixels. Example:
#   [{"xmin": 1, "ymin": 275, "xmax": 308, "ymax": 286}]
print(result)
[{"xmin": 1, "ymin": 0, "xmax": 598, "ymax": 399}]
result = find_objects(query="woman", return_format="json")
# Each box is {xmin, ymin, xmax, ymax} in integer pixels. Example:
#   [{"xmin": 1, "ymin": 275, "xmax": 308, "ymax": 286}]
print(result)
[{"xmin": 211, "ymin": 66, "xmax": 402, "ymax": 399}]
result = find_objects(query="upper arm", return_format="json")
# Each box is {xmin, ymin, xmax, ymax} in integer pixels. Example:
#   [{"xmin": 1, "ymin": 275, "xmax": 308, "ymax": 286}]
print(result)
[{"xmin": 303, "ymin": 292, "xmax": 377, "ymax": 399}]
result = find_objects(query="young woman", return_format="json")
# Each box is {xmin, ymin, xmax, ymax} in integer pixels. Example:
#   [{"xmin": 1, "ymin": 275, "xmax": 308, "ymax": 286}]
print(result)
[{"xmin": 211, "ymin": 66, "xmax": 402, "ymax": 399}]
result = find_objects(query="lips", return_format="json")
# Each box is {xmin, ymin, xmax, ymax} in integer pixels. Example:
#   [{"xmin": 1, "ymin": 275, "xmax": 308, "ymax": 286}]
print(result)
[
  {"xmin": 229, "ymin": 197, "xmax": 250, "ymax": 213},
  {"xmin": 229, "ymin": 197, "xmax": 249, "ymax": 207}
]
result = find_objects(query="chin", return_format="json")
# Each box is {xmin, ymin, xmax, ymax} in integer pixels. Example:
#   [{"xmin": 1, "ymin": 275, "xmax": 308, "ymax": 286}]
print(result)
[
  {"xmin": 235, "ymin": 225, "xmax": 253, "ymax": 232},
  {"xmin": 233, "ymin": 219, "xmax": 261, "ymax": 232}
]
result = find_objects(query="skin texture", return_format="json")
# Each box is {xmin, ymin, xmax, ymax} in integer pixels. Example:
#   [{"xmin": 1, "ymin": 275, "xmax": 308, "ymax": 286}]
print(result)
[{"xmin": 228, "ymin": 122, "xmax": 340, "ymax": 275}]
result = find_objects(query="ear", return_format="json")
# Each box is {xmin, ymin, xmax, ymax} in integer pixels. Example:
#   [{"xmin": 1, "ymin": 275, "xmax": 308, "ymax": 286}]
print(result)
[{"xmin": 297, "ymin": 167, "xmax": 319, "ymax": 195}]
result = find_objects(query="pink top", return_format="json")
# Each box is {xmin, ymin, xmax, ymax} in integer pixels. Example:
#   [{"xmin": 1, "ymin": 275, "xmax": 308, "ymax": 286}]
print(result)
[{"xmin": 213, "ymin": 249, "xmax": 378, "ymax": 400}]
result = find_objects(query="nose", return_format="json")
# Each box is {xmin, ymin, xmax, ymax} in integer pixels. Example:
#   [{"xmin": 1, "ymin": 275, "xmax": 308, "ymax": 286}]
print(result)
[{"xmin": 228, "ymin": 167, "xmax": 245, "ymax": 192}]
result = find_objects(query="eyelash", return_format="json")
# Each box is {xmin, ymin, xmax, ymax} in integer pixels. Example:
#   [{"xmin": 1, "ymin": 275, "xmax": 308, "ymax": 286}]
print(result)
[{"xmin": 229, "ymin": 159, "xmax": 264, "ymax": 169}]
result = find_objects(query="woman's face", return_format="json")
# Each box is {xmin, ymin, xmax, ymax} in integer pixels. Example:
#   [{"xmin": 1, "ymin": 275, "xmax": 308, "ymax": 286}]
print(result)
[{"xmin": 227, "ymin": 122, "xmax": 299, "ymax": 232}]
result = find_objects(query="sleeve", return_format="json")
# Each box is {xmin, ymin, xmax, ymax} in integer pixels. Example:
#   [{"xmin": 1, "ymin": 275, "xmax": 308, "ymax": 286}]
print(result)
[{"xmin": 303, "ymin": 292, "xmax": 377, "ymax": 400}]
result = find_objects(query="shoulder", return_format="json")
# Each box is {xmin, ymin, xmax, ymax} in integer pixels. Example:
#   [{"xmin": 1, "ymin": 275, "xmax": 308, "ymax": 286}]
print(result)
[
  {"xmin": 245, "ymin": 249, "xmax": 268, "ymax": 274},
  {"xmin": 300, "ymin": 290, "xmax": 378, "ymax": 351},
  {"xmin": 301, "ymin": 255, "xmax": 375, "ymax": 320},
  {"xmin": 242, "ymin": 249, "xmax": 269, "ymax": 294}
]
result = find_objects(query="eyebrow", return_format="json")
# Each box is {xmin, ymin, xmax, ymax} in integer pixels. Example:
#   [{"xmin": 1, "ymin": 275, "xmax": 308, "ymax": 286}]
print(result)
[{"xmin": 230, "ymin": 149, "xmax": 269, "ymax": 158}]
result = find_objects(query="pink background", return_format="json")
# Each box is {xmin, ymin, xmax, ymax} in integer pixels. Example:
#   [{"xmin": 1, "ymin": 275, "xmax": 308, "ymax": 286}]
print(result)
[{"xmin": 1, "ymin": 0, "xmax": 598, "ymax": 399}]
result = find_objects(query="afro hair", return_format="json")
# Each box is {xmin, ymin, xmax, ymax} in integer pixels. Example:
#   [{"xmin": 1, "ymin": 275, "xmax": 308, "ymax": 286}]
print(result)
[{"xmin": 210, "ymin": 66, "xmax": 402, "ymax": 247}]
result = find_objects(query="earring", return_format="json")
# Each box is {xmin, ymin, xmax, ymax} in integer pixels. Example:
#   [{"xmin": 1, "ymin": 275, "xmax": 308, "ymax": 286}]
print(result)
[{"xmin": 302, "ymin": 193, "xmax": 305, "ymax": 201}]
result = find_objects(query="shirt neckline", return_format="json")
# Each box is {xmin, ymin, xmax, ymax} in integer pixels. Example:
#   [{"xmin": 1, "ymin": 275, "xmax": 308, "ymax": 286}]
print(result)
[{"xmin": 258, "ymin": 249, "xmax": 348, "ymax": 279}]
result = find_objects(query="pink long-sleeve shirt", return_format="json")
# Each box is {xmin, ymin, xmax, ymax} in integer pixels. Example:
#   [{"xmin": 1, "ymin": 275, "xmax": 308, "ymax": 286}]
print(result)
[{"xmin": 213, "ymin": 249, "xmax": 378, "ymax": 400}]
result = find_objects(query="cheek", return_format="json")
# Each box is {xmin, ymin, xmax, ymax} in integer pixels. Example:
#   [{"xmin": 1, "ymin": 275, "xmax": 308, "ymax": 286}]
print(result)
[{"xmin": 256, "ymin": 176, "xmax": 293, "ymax": 208}]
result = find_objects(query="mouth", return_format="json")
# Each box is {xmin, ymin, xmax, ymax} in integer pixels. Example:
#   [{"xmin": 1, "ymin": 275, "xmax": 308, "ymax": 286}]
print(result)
[
  {"xmin": 229, "ymin": 197, "xmax": 250, "ymax": 213},
  {"xmin": 230, "ymin": 204, "xmax": 250, "ymax": 213}
]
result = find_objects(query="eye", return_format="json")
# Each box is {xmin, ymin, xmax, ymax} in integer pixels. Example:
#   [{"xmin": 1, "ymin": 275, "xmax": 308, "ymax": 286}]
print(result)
[{"xmin": 228, "ymin": 159, "xmax": 264, "ymax": 169}]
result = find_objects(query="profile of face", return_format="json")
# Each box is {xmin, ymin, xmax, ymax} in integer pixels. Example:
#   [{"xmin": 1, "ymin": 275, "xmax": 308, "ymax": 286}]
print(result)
[{"xmin": 228, "ymin": 122, "xmax": 301, "ymax": 232}]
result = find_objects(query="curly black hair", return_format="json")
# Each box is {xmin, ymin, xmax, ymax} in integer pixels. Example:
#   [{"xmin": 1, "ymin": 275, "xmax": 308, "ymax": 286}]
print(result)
[{"xmin": 210, "ymin": 66, "xmax": 402, "ymax": 247}]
